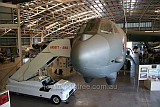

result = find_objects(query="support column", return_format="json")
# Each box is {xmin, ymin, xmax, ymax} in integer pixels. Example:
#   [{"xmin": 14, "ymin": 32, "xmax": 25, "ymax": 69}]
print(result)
[
  {"xmin": 17, "ymin": 5, "xmax": 22, "ymax": 66},
  {"xmin": 123, "ymin": 17, "xmax": 126, "ymax": 29},
  {"xmin": 30, "ymin": 35, "xmax": 33, "ymax": 47},
  {"xmin": 41, "ymin": 33, "xmax": 44, "ymax": 42}
]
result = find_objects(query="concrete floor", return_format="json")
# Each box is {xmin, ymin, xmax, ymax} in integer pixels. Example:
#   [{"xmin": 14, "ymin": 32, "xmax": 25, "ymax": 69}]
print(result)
[
  {"xmin": 0, "ymin": 58, "xmax": 20, "ymax": 89},
  {"xmin": 1, "ymin": 58, "xmax": 160, "ymax": 107},
  {"xmin": 9, "ymin": 73, "xmax": 160, "ymax": 107}
]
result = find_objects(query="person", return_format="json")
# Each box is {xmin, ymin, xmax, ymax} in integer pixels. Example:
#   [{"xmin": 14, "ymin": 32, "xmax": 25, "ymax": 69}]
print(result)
[
  {"xmin": 133, "ymin": 46, "xmax": 138, "ymax": 53},
  {"xmin": 139, "ymin": 53, "xmax": 143, "ymax": 64},
  {"xmin": 143, "ymin": 51, "xmax": 149, "ymax": 64},
  {"xmin": 126, "ymin": 51, "xmax": 131, "ymax": 70}
]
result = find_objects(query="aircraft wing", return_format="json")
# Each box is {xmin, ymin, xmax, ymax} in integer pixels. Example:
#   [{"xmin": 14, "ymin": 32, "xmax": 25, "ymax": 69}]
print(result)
[{"xmin": 127, "ymin": 31, "xmax": 160, "ymax": 42}]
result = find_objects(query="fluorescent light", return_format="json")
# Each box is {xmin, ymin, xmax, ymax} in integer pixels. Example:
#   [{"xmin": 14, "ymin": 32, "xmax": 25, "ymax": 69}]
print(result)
[
  {"xmin": 145, "ymin": 31, "xmax": 160, "ymax": 32},
  {"xmin": 155, "ymin": 10, "xmax": 160, "ymax": 13}
]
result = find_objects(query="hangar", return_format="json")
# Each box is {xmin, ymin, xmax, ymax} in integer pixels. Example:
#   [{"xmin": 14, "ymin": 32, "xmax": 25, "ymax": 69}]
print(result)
[{"xmin": 0, "ymin": 0, "xmax": 160, "ymax": 107}]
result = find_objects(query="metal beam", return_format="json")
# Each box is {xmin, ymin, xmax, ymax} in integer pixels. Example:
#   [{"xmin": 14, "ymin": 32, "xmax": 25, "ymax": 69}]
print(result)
[
  {"xmin": 0, "ymin": 46, "xmax": 16, "ymax": 47},
  {"xmin": 0, "ymin": 2, "xmax": 17, "ymax": 8},
  {"xmin": 0, "ymin": 24, "xmax": 18, "ymax": 28},
  {"xmin": 17, "ymin": 5, "xmax": 22, "ymax": 66}
]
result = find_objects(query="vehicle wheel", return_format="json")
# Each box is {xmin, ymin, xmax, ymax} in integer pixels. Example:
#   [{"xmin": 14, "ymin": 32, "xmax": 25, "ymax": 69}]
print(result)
[{"xmin": 51, "ymin": 95, "xmax": 61, "ymax": 105}]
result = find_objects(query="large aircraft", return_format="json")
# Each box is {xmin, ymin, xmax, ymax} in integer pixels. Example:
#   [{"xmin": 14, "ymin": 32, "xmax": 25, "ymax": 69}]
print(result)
[{"xmin": 71, "ymin": 18, "xmax": 127, "ymax": 85}]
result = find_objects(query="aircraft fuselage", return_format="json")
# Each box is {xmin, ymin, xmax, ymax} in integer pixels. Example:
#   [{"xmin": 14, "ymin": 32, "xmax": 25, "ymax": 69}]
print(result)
[{"xmin": 71, "ymin": 18, "xmax": 127, "ymax": 85}]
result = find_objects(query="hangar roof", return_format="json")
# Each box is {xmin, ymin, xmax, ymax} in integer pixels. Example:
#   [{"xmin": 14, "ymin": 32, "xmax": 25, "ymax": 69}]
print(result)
[{"xmin": 0, "ymin": 0, "xmax": 160, "ymax": 39}]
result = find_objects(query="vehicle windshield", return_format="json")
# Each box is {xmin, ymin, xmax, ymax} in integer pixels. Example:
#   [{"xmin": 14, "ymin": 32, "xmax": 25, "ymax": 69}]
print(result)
[
  {"xmin": 78, "ymin": 19, "xmax": 100, "ymax": 34},
  {"xmin": 100, "ymin": 21, "xmax": 113, "ymax": 34}
]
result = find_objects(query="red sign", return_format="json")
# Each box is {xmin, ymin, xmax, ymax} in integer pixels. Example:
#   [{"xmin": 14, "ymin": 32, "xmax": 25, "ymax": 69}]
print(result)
[
  {"xmin": 50, "ymin": 46, "xmax": 68, "ymax": 49},
  {"xmin": 50, "ymin": 46, "xmax": 59, "ymax": 49},
  {"xmin": 0, "ymin": 92, "xmax": 9, "ymax": 105}
]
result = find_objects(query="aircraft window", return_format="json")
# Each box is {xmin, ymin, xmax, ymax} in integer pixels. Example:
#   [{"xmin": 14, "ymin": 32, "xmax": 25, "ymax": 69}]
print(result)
[
  {"xmin": 100, "ymin": 22, "xmax": 113, "ymax": 34},
  {"xmin": 79, "ymin": 24, "xmax": 87, "ymax": 34},
  {"xmin": 85, "ymin": 23, "xmax": 97, "ymax": 32},
  {"xmin": 113, "ymin": 25, "xmax": 119, "ymax": 33},
  {"xmin": 78, "ymin": 19, "xmax": 99, "ymax": 34}
]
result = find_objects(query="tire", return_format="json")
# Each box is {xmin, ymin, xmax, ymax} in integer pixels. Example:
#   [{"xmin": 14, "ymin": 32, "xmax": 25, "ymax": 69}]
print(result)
[{"xmin": 51, "ymin": 95, "xmax": 61, "ymax": 105}]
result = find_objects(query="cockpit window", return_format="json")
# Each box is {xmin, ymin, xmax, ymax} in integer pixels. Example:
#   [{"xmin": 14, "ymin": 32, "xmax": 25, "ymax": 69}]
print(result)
[
  {"xmin": 100, "ymin": 22, "xmax": 113, "ymax": 34},
  {"xmin": 79, "ymin": 24, "xmax": 87, "ymax": 33},
  {"xmin": 113, "ymin": 25, "xmax": 119, "ymax": 33},
  {"xmin": 78, "ymin": 19, "xmax": 100, "ymax": 34}
]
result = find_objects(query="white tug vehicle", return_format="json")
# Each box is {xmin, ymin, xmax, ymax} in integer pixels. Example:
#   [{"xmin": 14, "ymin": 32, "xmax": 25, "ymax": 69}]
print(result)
[{"xmin": 6, "ymin": 39, "xmax": 76, "ymax": 105}]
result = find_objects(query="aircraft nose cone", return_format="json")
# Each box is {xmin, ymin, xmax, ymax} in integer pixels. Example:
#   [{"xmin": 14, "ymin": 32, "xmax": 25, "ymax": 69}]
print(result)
[
  {"xmin": 80, "ymin": 34, "xmax": 93, "ymax": 41},
  {"xmin": 71, "ymin": 34, "xmax": 110, "ymax": 75}
]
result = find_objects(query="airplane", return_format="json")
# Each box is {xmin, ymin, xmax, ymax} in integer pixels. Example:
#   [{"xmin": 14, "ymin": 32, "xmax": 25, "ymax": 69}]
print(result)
[
  {"xmin": 71, "ymin": 18, "xmax": 127, "ymax": 85},
  {"xmin": 70, "ymin": 18, "xmax": 160, "ymax": 85}
]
